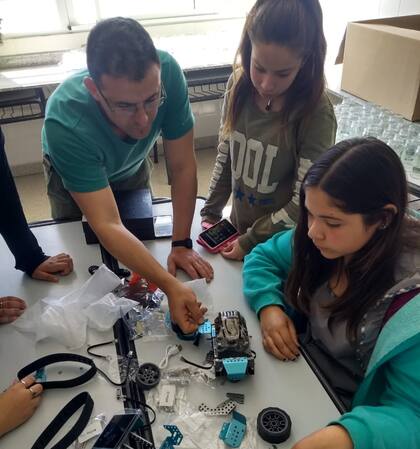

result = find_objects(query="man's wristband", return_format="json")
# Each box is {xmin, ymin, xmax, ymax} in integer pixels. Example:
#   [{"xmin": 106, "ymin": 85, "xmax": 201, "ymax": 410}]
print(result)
[{"xmin": 171, "ymin": 238, "xmax": 193, "ymax": 249}]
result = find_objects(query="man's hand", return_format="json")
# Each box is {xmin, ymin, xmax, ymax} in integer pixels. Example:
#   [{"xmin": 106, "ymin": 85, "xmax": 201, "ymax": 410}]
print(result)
[
  {"xmin": 31, "ymin": 253, "xmax": 73, "ymax": 282},
  {"xmin": 0, "ymin": 297, "xmax": 26, "ymax": 324},
  {"xmin": 260, "ymin": 306, "xmax": 300, "ymax": 360},
  {"xmin": 221, "ymin": 239, "xmax": 245, "ymax": 261},
  {"xmin": 292, "ymin": 425, "xmax": 354, "ymax": 449},
  {"xmin": 166, "ymin": 281, "xmax": 207, "ymax": 334},
  {"xmin": 168, "ymin": 247, "xmax": 214, "ymax": 282}
]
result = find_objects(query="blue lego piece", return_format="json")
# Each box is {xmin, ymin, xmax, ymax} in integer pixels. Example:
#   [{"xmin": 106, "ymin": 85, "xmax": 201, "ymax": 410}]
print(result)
[
  {"xmin": 159, "ymin": 424, "xmax": 183, "ymax": 449},
  {"xmin": 219, "ymin": 411, "xmax": 247, "ymax": 447},
  {"xmin": 35, "ymin": 368, "xmax": 46, "ymax": 383},
  {"xmin": 222, "ymin": 357, "xmax": 249, "ymax": 381},
  {"xmin": 198, "ymin": 319, "xmax": 215, "ymax": 337},
  {"xmin": 165, "ymin": 310, "xmax": 198, "ymax": 341}
]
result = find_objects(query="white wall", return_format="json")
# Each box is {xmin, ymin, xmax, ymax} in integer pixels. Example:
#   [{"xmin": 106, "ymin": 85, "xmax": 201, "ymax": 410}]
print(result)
[
  {"xmin": 379, "ymin": 0, "xmax": 420, "ymax": 16},
  {"xmin": 3, "ymin": 119, "xmax": 45, "ymax": 175},
  {"xmin": 321, "ymin": 0, "xmax": 420, "ymax": 65}
]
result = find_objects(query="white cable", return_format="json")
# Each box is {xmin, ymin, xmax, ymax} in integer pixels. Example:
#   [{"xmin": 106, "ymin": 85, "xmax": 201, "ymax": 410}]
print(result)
[{"xmin": 159, "ymin": 344, "xmax": 182, "ymax": 369}]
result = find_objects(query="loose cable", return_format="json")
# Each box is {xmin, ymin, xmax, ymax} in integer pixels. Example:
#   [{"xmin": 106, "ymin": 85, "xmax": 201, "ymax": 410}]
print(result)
[{"xmin": 158, "ymin": 344, "xmax": 182, "ymax": 369}]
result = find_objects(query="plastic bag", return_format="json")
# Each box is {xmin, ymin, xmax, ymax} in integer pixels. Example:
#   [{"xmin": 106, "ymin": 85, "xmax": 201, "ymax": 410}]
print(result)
[
  {"xmin": 84, "ymin": 293, "xmax": 137, "ymax": 332},
  {"xmin": 13, "ymin": 265, "xmax": 137, "ymax": 348},
  {"xmin": 133, "ymin": 278, "xmax": 215, "ymax": 342}
]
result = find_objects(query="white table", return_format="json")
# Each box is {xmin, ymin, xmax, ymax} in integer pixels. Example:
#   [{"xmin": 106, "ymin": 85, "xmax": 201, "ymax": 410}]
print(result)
[
  {"xmin": 136, "ymin": 200, "xmax": 340, "ymax": 448},
  {"xmin": 0, "ymin": 200, "xmax": 340, "ymax": 448},
  {"xmin": 0, "ymin": 221, "xmax": 124, "ymax": 449}
]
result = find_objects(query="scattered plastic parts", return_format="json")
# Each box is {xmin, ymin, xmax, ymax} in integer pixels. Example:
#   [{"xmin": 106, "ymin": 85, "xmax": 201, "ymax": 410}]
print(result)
[
  {"xmin": 159, "ymin": 425, "xmax": 183, "ymax": 449},
  {"xmin": 136, "ymin": 363, "xmax": 161, "ymax": 390},
  {"xmin": 257, "ymin": 407, "xmax": 291, "ymax": 444},
  {"xmin": 159, "ymin": 344, "xmax": 183, "ymax": 369},
  {"xmin": 198, "ymin": 319, "xmax": 216, "ymax": 336},
  {"xmin": 166, "ymin": 311, "xmax": 199, "ymax": 341},
  {"xmin": 88, "ymin": 264, "xmax": 131, "ymax": 278},
  {"xmin": 198, "ymin": 399, "xmax": 237, "ymax": 416},
  {"xmin": 129, "ymin": 432, "xmax": 154, "ymax": 448},
  {"xmin": 35, "ymin": 368, "xmax": 47, "ymax": 383},
  {"xmin": 219, "ymin": 410, "xmax": 247, "ymax": 448},
  {"xmin": 212, "ymin": 311, "xmax": 255, "ymax": 381},
  {"xmin": 169, "ymin": 310, "xmax": 254, "ymax": 381},
  {"xmin": 222, "ymin": 357, "xmax": 249, "ymax": 382},
  {"xmin": 158, "ymin": 384, "xmax": 177, "ymax": 413},
  {"xmin": 226, "ymin": 392, "xmax": 245, "ymax": 404}
]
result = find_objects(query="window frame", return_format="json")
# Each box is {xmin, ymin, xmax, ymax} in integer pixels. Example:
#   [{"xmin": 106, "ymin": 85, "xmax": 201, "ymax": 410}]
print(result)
[{"xmin": 1, "ymin": 0, "xmax": 249, "ymax": 38}]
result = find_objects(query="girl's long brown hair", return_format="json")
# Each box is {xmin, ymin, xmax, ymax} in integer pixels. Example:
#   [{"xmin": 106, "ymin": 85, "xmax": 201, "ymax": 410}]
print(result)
[
  {"xmin": 223, "ymin": 0, "xmax": 327, "ymax": 137},
  {"xmin": 285, "ymin": 137, "xmax": 419, "ymax": 341}
]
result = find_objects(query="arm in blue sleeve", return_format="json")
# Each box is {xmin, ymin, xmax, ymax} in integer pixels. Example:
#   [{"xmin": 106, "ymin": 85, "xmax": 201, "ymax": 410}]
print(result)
[
  {"xmin": 243, "ymin": 229, "xmax": 294, "ymax": 316},
  {"xmin": 332, "ymin": 340, "xmax": 420, "ymax": 449},
  {"xmin": 0, "ymin": 128, "xmax": 48, "ymax": 276}
]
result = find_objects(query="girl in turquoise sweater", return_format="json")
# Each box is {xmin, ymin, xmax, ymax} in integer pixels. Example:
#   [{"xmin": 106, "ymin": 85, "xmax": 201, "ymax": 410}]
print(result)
[{"xmin": 243, "ymin": 137, "xmax": 420, "ymax": 449}]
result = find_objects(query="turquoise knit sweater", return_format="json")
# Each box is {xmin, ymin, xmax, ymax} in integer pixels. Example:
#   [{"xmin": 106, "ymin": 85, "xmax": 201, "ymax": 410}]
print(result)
[{"xmin": 243, "ymin": 229, "xmax": 420, "ymax": 449}]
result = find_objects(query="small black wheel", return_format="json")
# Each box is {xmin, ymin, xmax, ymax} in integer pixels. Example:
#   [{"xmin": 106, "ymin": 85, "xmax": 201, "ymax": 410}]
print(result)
[
  {"xmin": 257, "ymin": 407, "xmax": 291, "ymax": 443},
  {"xmin": 137, "ymin": 363, "xmax": 160, "ymax": 390}
]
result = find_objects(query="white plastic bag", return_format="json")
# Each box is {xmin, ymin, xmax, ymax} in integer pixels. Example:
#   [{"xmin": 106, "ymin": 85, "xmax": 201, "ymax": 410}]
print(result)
[
  {"xmin": 13, "ymin": 265, "xmax": 137, "ymax": 348},
  {"xmin": 84, "ymin": 293, "xmax": 137, "ymax": 331}
]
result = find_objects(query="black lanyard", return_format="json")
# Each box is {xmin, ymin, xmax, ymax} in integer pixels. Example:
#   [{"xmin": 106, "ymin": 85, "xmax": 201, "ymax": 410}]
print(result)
[
  {"xmin": 31, "ymin": 392, "xmax": 94, "ymax": 449},
  {"xmin": 18, "ymin": 354, "xmax": 97, "ymax": 449},
  {"xmin": 17, "ymin": 353, "xmax": 97, "ymax": 389}
]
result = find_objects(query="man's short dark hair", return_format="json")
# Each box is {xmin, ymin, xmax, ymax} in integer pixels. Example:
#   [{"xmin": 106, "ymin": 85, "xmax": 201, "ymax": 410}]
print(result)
[{"xmin": 86, "ymin": 17, "xmax": 159, "ymax": 86}]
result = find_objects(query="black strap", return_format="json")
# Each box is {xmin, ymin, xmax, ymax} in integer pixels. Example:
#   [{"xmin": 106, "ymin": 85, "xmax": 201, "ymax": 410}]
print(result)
[
  {"xmin": 31, "ymin": 391, "xmax": 94, "ymax": 449},
  {"xmin": 17, "ymin": 353, "xmax": 97, "ymax": 389}
]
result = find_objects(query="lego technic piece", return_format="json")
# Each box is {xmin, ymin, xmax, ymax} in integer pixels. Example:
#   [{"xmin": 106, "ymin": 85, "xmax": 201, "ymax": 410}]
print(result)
[
  {"xmin": 212, "ymin": 311, "xmax": 255, "ymax": 381},
  {"xmin": 136, "ymin": 363, "xmax": 161, "ymax": 390},
  {"xmin": 128, "ymin": 432, "xmax": 154, "ymax": 448},
  {"xmin": 159, "ymin": 425, "xmax": 183, "ymax": 449},
  {"xmin": 198, "ymin": 399, "xmax": 237, "ymax": 416},
  {"xmin": 226, "ymin": 393, "xmax": 245, "ymax": 404},
  {"xmin": 170, "ymin": 310, "xmax": 254, "ymax": 381},
  {"xmin": 158, "ymin": 384, "xmax": 177, "ymax": 413},
  {"xmin": 257, "ymin": 407, "xmax": 292, "ymax": 444},
  {"xmin": 35, "ymin": 367, "xmax": 47, "ymax": 383},
  {"xmin": 219, "ymin": 410, "xmax": 247, "ymax": 448},
  {"xmin": 198, "ymin": 319, "xmax": 216, "ymax": 336},
  {"xmin": 165, "ymin": 310, "xmax": 199, "ymax": 341}
]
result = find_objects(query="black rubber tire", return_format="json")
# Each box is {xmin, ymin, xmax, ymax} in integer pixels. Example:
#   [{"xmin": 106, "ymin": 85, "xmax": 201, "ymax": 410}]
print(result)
[
  {"xmin": 137, "ymin": 363, "xmax": 161, "ymax": 390},
  {"xmin": 257, "ymin": 407, "xmax": 291, "ymax": 443}
]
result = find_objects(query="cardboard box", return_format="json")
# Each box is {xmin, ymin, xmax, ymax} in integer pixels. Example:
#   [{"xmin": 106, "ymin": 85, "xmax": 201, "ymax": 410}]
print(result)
[{"xmin": 336, "ymin": 15, "xmax": 420, "ymax": 121}]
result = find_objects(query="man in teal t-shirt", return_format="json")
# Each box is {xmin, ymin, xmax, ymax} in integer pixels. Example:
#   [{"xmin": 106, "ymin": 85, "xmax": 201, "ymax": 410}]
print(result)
[{"xmin": 42, "ymin": 17, "xmax": 213, "ymax": 333}]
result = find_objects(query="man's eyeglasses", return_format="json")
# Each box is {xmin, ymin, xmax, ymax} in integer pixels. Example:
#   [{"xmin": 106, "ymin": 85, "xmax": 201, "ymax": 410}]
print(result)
[{"xmin": 98, "ymin": 85, "xmax": 166, "ymax": 116}]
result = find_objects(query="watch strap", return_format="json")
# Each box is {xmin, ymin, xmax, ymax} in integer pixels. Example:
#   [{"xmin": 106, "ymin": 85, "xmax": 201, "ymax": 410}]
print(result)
[{"xmin": 171, "ymin": 238, "xmax": 193, "ymax": 249}]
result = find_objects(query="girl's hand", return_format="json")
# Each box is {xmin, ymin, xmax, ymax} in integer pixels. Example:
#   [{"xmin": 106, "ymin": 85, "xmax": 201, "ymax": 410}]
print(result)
[
  {"xmin": 0, "ymin": 297, "xmax": 26, "ymax": 324},
  {"xmin": 0, "ymin": 375, "xmax": 43, "ymax": 437},
  {"xmin": 259, "ymin": 305, "xmax": 300, "ymax": 360},
  {"xmin": 201, "ymin": 220, "xmax": 216, "ymax": 230},
  {"xmin": 292, "ymin": 425, "xmax": 353, "ymax": 449},
  {"xmin": 32, "ymin": 253, "xmax": 74, "ymax": 282},
  {"xmin": 220, "ymin": 239, "xmax": 245, "ymax": 261}
]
